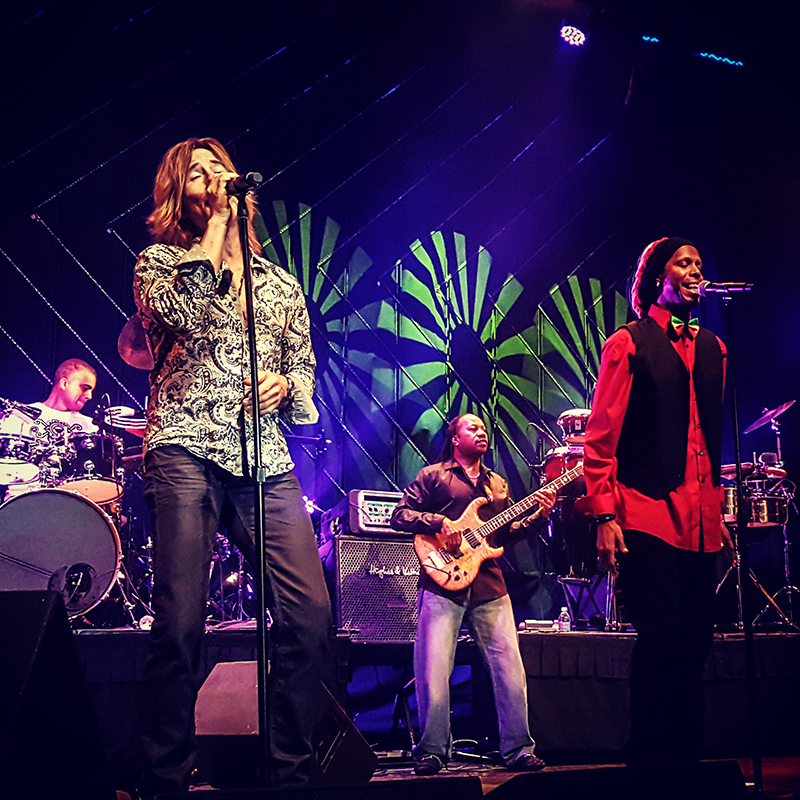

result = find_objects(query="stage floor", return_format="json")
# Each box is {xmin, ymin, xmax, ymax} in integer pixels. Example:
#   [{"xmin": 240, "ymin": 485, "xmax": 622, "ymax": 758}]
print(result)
[{"xmin": 70, "ymin": 624, "xmax": 800, "ymax": 793}]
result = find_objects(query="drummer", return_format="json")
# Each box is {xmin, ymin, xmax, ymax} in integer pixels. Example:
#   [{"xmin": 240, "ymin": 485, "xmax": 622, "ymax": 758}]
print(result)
[{"xmin": 0, "ymin": 358, "xmax": 98, "ymax": 497}]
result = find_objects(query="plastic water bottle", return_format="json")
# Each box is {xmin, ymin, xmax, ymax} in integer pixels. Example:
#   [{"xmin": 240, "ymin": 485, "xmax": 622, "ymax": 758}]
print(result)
[{"xmin": 557, "ymin": 606, "xmax": 571, "ymax": 632}]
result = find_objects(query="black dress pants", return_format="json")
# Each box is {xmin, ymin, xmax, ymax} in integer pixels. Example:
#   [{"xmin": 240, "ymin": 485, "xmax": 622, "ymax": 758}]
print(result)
[
  {"xmin": 618, "ymin": 530, "xmax": 718, "ymax": 765},
  {"xmin": 140, "ymin": 446, "xmax": 331, "ymax": 792}
]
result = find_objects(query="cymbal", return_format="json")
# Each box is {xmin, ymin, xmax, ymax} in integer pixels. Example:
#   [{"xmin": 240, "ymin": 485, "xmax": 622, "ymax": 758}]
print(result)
[
  {"xmin": 744, "ymin": 400, "xmax": 795, "ymax": 434},
  {"xmin": 118, "ymin": 313, "xmax": 154, "ymax": 371},
  {"xmin": 720, "ymin": 463, "xmax": 787, "ymax": 480},
  {"xmin": 721, "ymin": 462, "xmax": 754, "ymax": 479}
]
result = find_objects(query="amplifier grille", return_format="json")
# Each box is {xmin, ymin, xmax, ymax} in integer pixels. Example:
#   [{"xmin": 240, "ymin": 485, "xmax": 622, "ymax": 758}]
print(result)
[{"xmin": 334, "ymin": 537, "xmax": 419, "ymax": 644}]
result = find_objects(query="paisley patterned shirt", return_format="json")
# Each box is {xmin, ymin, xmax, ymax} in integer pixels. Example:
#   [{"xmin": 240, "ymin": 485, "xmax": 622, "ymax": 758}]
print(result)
[{"xmin": 133, "ymin": 242, "xmax": 318, "ymax": 478}]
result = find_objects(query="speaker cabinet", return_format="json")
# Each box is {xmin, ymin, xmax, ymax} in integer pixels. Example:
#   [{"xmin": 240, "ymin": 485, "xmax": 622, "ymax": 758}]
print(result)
[
  {"xmin": 195, "ymin": 661, "xmax": 378, "ymax": 789},
  {"xmin": 0, "ymin": 590, "xmax": 108, "ymax": 798},
  {"xmin": 321, "ymin": 535, "xmax": 419, "ymax": 643}
]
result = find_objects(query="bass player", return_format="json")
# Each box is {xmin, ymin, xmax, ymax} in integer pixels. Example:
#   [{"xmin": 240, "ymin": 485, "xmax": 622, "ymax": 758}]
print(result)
[{"xmin": 390, "ymin": 413, "xmax": 557, "ymax": 776}]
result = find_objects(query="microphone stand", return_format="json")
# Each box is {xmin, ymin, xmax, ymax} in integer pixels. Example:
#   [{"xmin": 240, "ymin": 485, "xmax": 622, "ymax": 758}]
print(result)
[
  {"xmin": 722, "ymin": 292, "xmax": 763, "ymax": 795},
  {"xmin": 233, "ymin": 187, "xmax": 272, "ymax": 787}
]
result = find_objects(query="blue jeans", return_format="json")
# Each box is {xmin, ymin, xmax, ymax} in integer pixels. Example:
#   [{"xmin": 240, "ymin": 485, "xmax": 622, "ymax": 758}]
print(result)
[
  {"xmin": 140, "ymin": 446, "xmax": 331, "ymax": 791},
  {"xmin": 413, "ymin": 589, "xmax": 535, "ymax": 765}
]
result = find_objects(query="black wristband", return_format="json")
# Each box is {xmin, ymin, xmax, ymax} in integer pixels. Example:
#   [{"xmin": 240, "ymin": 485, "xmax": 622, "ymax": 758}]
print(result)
[
  {"xmin": 279, "ymin": 375, "xmax": 295, "ymax": 409},
  {"xmin": 593, "ymin": 513, "xmax": 616, "ymax": 525}
]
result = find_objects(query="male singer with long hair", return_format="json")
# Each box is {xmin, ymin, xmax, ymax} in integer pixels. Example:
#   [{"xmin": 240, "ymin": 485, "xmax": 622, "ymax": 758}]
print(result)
[{"xmin": 134, "ymin": 137, "xmax": 330, "ymax": 793}]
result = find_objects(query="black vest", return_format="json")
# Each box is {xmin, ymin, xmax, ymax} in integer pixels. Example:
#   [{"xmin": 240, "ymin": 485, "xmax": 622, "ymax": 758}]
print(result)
[{"xmin": 615, "ymin": 317, "xmax": 724, "ymax": 500}]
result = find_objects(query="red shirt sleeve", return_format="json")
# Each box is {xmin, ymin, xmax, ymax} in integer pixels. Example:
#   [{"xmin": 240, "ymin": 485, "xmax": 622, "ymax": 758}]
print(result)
[{"xmin": 577, "ymin": 328, "xmax": 636, "ymax": 517}]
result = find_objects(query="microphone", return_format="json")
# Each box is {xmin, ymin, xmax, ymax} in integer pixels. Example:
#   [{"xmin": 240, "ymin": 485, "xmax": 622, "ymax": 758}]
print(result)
[
  {"xmin": 698, "ymin": 280, "xmax": 753, "ymax": 296},
  {"xmin": 92, "ymin": 394, "xmax": 111, "ymax": 426},
  {"xmin": 226, "ymin": 172, "xmax": 263, "ymax": 195}
]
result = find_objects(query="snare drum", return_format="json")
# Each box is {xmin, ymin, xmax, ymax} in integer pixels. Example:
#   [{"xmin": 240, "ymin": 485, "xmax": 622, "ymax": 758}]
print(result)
[
  {"xmin": 0, "ymin": 433, "xmax": 46, "ymax": 485},
  {"xmin": 722, "ymin": 486, "xmax": 788, "ymax": 528},
  {"xmin": 0, "ymin": 488, "xmax": 120, "ymax": 617},
  {"xmin": 556, "ymin": 409, "xmax": 591, "ymax": 443},
  {"xmin": 59, "ymin": 431, "xmax": 124, "ymax": 504}
]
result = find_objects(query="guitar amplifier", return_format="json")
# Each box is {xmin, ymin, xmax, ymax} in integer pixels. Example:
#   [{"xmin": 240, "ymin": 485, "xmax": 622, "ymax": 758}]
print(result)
[
  {"xmin": 319, "ymin": 489, "xmax": 403, "ymax": 543},
  {"xmin": 320, "ymin": 535, "xmax": 419, "ymax": 644}
]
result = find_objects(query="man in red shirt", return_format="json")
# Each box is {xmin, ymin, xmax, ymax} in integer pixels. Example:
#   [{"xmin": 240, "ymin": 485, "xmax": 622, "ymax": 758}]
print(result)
[{"xmin": 578, "ymin": 237, "xmax": 732, "ymax": 765}]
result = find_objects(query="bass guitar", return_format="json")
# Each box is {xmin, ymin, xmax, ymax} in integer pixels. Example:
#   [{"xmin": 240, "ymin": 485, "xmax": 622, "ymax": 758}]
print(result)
[{"xmin": 414, "ymin": 463, "xmax": 584, "ymax": 591}]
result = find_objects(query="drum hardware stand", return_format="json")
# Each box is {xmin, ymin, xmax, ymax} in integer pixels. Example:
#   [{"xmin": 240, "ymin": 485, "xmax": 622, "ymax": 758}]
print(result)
[
  {"xmin": 115, "ymin": 508, "xmax": 155, "ymax": 628},
  {"xmin": 752, "ymin": 521, "xmax": 800, "ymax": 630},
  {"xmin": 233, "ymin": 549, "xmax": 252, "ymax": 621},
  {"xmin": 752, "ymin": 415, "xmax": 798, "ymax": 628},
  {"xmin": 718, "ymin": 528, "xmax": 798, "ymax": 632},
  {"xmin": 207, "ymin": 536, "xmax": 252, "ymax": 624},
  {"xmin": 114, "ymin": 559, "xmax": 154, "ymax": 628},
  {"xmin": 558, "ymin": 571, "xmax": 620, "ymax": 631}
]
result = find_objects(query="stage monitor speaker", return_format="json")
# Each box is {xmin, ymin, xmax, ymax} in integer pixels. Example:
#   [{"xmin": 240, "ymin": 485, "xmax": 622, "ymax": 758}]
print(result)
[
  {"xmin": 321, "ymin": 535, "xmax": 419, "ymax": 643},
  {"xmin": 195, "ymin": 661, "xmax": 378, "ymax": 789},
  {"xmin": 0, "ymin": 590, "xmax": 109, "ymax": 798},
  {"xmin": 488, "ymin": 760, "xmax": 748, "ymax": 800}
]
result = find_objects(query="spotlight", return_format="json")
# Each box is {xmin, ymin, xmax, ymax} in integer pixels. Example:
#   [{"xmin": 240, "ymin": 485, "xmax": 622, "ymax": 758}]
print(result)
[{"xmin": 560, "ymin": 24, "xmax": 586, "ymax": 47}]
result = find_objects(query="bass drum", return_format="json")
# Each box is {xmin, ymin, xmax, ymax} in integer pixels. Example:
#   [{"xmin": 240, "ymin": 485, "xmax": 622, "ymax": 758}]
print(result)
[{"xmin": 0, "ymin": 489, "xmax": 120, "ymax": 617}]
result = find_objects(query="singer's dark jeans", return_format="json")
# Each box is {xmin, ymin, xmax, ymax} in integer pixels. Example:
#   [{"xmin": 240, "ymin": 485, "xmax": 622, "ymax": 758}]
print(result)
[
  {"xmin": 139, "ymin": 446, "xmax": 331, "ymax": 793},
  {"xmin": 617, "ymin": 530, "xmax": 718, "ymax": 765}
]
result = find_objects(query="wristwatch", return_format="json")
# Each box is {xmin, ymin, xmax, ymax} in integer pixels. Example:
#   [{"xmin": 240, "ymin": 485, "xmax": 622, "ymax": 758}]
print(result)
[{"xmin": 281, "ymin": 375, "xmax": 295, "ymax": 408}]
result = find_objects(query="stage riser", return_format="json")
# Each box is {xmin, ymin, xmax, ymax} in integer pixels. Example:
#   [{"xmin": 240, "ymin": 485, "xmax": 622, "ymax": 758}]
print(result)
[{"xmin": 65, "ymin": 627, "xmax": 800, "ymax": 784}]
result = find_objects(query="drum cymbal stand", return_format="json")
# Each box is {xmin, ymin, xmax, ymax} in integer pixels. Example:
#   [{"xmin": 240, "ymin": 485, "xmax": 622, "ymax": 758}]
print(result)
[
  {"xmin": 715, "ymin": 521, "xmax": 799, "ymax": 631},
  {"xmin": 756, "ymin": 505, "xmax": 800, "ymax": 628},
  {"xmin": 753, "ymin": 419, "xmax": 799, "ymax": 627},
  {"xmin": 114, "ymin": 506, "xmax": 155, "ymax": 628},
  {"xmin": 751, "ymin": 528, "xmax": 799, "ymax": 629}
]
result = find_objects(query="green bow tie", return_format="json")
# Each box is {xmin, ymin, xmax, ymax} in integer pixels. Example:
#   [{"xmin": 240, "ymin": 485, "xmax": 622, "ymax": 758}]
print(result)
[{"xmin": 670, "ymin": 316, "xmax": 699, "ymax": 338}]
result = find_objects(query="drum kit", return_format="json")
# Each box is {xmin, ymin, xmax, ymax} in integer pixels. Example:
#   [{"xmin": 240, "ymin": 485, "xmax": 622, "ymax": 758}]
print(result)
[
  {"xmin": 718, "ymin": 400, "xmax": 798, "ymax": 629},
  {"xmin": 0, "ymin": 399, "xmax": 150, "ymax": 623},
  {"xmin": 0, "ymin": 398, "xmax": 256, "ymax": 628}
]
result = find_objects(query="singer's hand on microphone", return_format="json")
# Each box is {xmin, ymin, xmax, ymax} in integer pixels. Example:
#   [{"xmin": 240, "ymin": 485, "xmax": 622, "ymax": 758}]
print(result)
[{"xmin": 206, "ymin": 171, "xmax": 239, "ymax": 223}]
